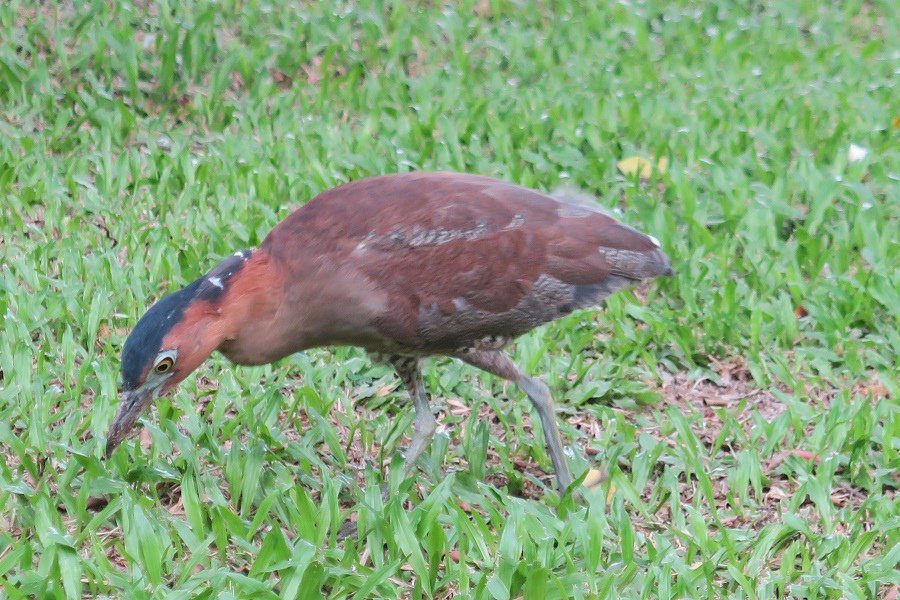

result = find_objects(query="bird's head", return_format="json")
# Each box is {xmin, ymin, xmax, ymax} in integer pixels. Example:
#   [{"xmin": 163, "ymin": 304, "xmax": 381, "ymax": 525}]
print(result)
[{"xmin": 105, "ymin": 250, "xmax": 253, "ymax": 456}]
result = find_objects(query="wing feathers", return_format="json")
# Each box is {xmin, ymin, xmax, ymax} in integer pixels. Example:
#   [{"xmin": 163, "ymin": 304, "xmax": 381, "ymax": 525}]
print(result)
[{"xmin": 270, "ymin": 173, "xmax": 672, "ymax": 349}]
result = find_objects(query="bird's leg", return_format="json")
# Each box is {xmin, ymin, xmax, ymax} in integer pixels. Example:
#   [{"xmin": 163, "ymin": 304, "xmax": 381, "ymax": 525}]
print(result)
[
  {"xmin": 516, "ymin": 375, "xmax": 573, "ymax": 492},
  {"xmin": 338, "ymin": 355, "xmax": 437, "ymax": 542},
  {"xmin": 389, "ymin": 355, "xmax": 438, "ymax": 478},
  {"xmin": 455, "ymin": 350, "xmax": 573, "ymax": 494}
]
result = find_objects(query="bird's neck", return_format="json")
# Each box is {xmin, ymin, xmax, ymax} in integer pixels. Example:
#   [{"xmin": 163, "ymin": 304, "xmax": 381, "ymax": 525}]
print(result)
[
  {"xmin": 213, "ymin": 249, "xmax": 295, "ymax": 365},
  {"xmin": 214, "ymin": 245, "xmax": 394, "ymax": 362}
]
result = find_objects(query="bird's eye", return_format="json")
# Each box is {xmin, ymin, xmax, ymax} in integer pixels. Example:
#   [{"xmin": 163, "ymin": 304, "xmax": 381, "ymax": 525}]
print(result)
[{"xmin": 155, "ymin": 357, "xmax": 174, "ymax": 373}]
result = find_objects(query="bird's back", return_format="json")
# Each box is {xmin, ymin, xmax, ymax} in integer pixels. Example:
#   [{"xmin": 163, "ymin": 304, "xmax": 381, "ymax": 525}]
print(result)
[{"xmin": 262, "ymin": 172, "xmax": 672, "ymax": 354}]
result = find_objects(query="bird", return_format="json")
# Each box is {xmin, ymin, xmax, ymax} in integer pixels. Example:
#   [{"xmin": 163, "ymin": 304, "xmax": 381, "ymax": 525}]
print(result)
[{"xmin": 106, "ymin": 171, "xmax": 673, "ymax": 496}]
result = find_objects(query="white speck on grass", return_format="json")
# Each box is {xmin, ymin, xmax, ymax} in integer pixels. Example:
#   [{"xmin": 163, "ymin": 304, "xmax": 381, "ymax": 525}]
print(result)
[{"xmin": 848, "ymin": 144, "xmax": 868, "ymax": 163}]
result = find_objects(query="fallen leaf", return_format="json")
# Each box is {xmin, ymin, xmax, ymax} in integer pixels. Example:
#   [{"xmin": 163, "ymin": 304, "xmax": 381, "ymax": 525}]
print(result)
[
  {"xmin": 167, "ymin": 496, "xmax": 185, "ymax": 516},
  {"xmin": 830, "ymin": 492, "xmax": 849, "ymax": 507},
  {"xmin": 269, "ymin": 68, "xmax": 293, "ymax": 90},
  {"xmin": 768, "ymin": 449, "xmax": 821, "ymax": 470},
  {"xmin": 85, "ymin": 496, "xmax": 109, "ymax": 511},
  {"xmin": 583, "ymin": 468, "xmax": 606, "ymax": 489},
  {"xmin": 704, "ymin": 394, "xmax": 741, "ymax": 407},
  {"xmin": 98, "ymin": 325, "xmax": 128, "ymax": 341},
  {"xmin": 617, "ymin": 156, "xmax": 652, "ymax": 178},
  {"xmin": 617, "ymin": 155, "xmax": 668, "ymax": 179},
  {"xmin": 788, "ymin": 450, "xmax": 820, "ymax": 461},
  {"xmin": 764, "ymin": 485, "xmax": 789, "ymax": 501},
  {"xmin": 375, "ymin": 383, "xmax": 396, "ymax": 397}
]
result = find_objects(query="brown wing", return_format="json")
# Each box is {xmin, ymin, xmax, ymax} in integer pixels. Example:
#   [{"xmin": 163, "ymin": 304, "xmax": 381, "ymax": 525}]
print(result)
[{"xmin": 262, "ymin": 172, "xmax": 672, "ymax": 351}]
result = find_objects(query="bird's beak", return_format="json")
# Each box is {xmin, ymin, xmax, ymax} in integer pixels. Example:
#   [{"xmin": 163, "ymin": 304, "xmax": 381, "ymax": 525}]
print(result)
[{"xmin": 105, "ymin": 387, "xmax": 154, "ymax": 457}]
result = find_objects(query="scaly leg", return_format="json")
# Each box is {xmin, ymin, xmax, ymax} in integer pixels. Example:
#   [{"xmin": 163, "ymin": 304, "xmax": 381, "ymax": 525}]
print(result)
[
  {"xmin": 338, "ymin": 355, "xmax": 437, "ymax": 541},
  {"xmin": 389, "ymin": 355, "xmax": 438, "ymax": 477},
  {"xmin": 455, "ymin": 350, "xmax": 573, "ymax": 493}
]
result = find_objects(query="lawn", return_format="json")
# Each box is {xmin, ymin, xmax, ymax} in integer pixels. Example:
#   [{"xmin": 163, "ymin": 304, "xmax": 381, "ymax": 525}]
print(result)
[{"xmin": 0, "ymin": 0, "xmax": 897, "ymax": 598}]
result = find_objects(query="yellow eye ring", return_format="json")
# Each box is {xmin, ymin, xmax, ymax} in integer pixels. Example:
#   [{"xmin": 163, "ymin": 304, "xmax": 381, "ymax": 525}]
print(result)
[{"xmin": 155, "ymin": 357, "xmax": 174, "ymax": 373}]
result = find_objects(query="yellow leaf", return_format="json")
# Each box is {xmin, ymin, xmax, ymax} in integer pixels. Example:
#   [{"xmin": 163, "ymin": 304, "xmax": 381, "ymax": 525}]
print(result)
[
  {"xmin": 606, "ymin": 483, "xmax": 617, "ymax": 503},
  {"xmin": 583, "ymin": 467, "xmax": 606, "ymax": 489},
  {"xmin": 617, "ymin": 155, "xmax": 668, "ymax": 179},
  {"xmin": 617, "ymin": 155, "xmax": 653, "ymax": 178},
  {"xmin": 892, "ymin": 115, "xmax": 900, "ymax": 129},
  {"xmin": 656, "ymin": 155, "xmax": 669, "ymax": 174}
]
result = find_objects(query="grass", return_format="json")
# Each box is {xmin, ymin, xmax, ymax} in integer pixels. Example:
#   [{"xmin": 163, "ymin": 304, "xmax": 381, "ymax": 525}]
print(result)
[{"xmin": 0, "ymin": 0, "xmax": 897, "ymax": 597}]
